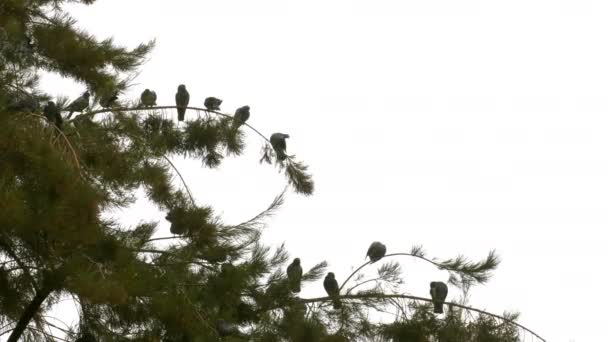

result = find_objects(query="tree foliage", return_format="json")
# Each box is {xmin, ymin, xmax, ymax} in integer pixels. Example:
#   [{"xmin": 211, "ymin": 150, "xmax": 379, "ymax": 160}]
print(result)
[{"xmin": 0, "ymin": 1, "xmax": 541, "ymax": 341}]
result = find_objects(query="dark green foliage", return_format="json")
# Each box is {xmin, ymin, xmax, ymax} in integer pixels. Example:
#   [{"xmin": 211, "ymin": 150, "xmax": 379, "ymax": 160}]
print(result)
[{"xmin": 0, "ymin": 1, "xmax": 533, "ymax": 342}]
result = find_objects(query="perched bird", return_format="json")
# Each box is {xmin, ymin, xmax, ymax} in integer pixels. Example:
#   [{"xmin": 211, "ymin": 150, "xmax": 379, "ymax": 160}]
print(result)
[
  {"xmin": 204, "ymin": 97, "xmax": 222, "ymax": 111},
  {"xmin": 66, "ymin": 91, "xmax": 90, "ymax": 119},
  {"xmin": 140, "ymin": 89, "xmax": 157, "ymax": 107},
  {"xmin": 175, "ymin": 84, "xmax": 190, "ymax": 121},
  {"xmin": 366, "ymin": 241, "xmax": 387, "ymax": 263},
  {"xmin": 232, "ymin": 105, "xmax": 250, "ymax": 128},
  {"xmin": 286, "ymin": 258, "xmax": 303, "ymax": 293},
  {"xmin": 430, "ymin": 281, "xmax": 448, "ymax": 314},
  {"xmin": 165, "ymin": 208, "xmax": 187, "ymax": 235},
  {"xmin": 323, "ymin": 272, "xmax": 341, "ymax": 309},
  {"xmin": 99, "ymin": 91, "xmax": 118, "ymax": 108},
  {"xmin": 270, "ymin": 133, "xmax": 290, "ymax": 161},
  {"xmin": 43, "ymin": 101, "xmax": 63, "ymax": 129}
]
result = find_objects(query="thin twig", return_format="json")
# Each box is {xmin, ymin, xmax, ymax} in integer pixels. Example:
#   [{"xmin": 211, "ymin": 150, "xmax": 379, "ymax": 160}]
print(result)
[{"xmin": 161, "ymin": 154, "xmax": 195, "ymax": 205}]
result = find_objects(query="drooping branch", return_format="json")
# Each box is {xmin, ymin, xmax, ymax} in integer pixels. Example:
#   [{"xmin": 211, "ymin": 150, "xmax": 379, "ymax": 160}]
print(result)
[{"xmin": 299, "ymin": 293, "xmax": 546, "ymax": 342}]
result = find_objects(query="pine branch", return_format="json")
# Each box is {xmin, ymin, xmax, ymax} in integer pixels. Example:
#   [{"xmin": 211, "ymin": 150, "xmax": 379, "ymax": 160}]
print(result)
[{"xmin": 298, "ymin": 293, "xmax": 546, "ymax": 342}]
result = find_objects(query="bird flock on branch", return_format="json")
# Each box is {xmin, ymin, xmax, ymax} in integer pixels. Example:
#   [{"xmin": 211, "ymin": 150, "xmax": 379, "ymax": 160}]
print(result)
[
  {"xmin": 12, "ymin": 84, "xmax": 293, "ymax": 163},
  {"xmin": 286, "ymin": 241, "xmax": 449, "ymax": 314}
]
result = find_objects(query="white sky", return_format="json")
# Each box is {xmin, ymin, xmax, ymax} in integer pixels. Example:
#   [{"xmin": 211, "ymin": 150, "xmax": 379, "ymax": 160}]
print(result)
[{"xmin": 30, "ymin": 0, "xmax": 608, "ymax": 341}]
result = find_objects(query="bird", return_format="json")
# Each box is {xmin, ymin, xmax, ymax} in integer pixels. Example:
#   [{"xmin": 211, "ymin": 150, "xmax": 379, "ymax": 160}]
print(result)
[
  {"xmin": 165, "ymin": 208, "xmax": 187, "ymax": 235},
  {"xmin": 270, "ymin": 133, "xmax": 290, "ymax": 161},
  {"xmin": 175, "ymin": 84, "xmax": 190, "ymax": 121},
  {"xmin": 429, "ymin": 281, "xmax": 448, "ymax": 314},
  {"xmin": 286, "ymin": 258, "xmax": 303, "ymax": 293},
  {"xmin": 366, "ymin": 241, "xmax": 387, "ymax": 263},
  {"xmin": 140, "ymin": 89, "xmax": 157, "ymax": 107},
  {"xmin": 204, "ymin": 97, "xmax": 222, "ymax": 111},
  {"xmin": 43, "ymin": 101, "xmax": 63, "ymax": 129},
  {"xmin": 323, "ymin": 272, "xmax": 341, "ymax": 309},
  {"xmin": 66, "ymin": 91, "xmax": 90, "ymax": 119},
  {"xmin": 232, "ymin": 105, "xmax": 250, "ymax": 128},
  {"xmin": 99, "ymin": 91, "xmax": 118, "ymax": 108}
]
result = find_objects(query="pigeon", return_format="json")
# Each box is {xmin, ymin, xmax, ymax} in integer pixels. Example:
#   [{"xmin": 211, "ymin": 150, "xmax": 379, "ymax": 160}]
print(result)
[
  {"xmin": 99, "ymin": 91, "xmax": 118, "ymax": 108},
  {"xmin": 430, "ymin": 281, "xmax": 448, "ymax": 314},
  {"xmin": 270, "ymin": 133, "xmax": 290, "ymax": 161},
  {"xmin": 366, "ymin": 241, "xmax": 387, "ymax": 263},
  {"xmin": 204, "ymin": 97, "xmax": 222, "ymax": 111},
  {"xmin": 66, "ymin": 91, "xmax": 90, "ymax": 119},
  {"xmin": 165, "ymin": 208, "xmax": 187, "ymax": 235},
  {"xmin": 232, "ymin": 105, "xmax": 250, "ymax": 128},
  {"xmin": 43, "ymin": 101, "xmax": 63, "ymax": 129},
  {"xmin": 323, "ymin": 272, "xmax": 341, "ymax": 309},
  {"xmin": 175, "ymin": 84, "xmax": 190, "ymax": 121},
  {"xmin": 140, "ymin": 89, "xmax": 157, "ymax": 107},
  {"xmin": 286, "ymin": 258, "xmax": 303, "ymax": 293}
]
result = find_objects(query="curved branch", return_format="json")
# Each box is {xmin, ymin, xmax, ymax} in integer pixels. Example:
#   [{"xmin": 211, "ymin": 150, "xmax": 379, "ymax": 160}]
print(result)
[
  {"xmin": 339, "ymin": 251, "xmax": 495, "ymax": 293},
  {"xmin": 68, "ymin": 105, "xmax": 272, "ymax": 144},
  {"xmin": 160, "ymin": 155, "xmax": 195, "ymax": 206},
  {"xmin": 300, "ymin": 293, "xmax": 546, "ymax": 342},
  {"xmin": 346, "ymin": 277, "xmax": 380, "ymax": 295},
  {"xmin": 339, "ymin": 261, "xmax": 371, "ymax": 292}
]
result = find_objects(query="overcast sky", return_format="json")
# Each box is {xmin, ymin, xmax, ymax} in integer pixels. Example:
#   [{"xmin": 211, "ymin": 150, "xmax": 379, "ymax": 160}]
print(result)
[{"xmin": 33, "ymin": 1, "xmax": 608, "ymax": 341}]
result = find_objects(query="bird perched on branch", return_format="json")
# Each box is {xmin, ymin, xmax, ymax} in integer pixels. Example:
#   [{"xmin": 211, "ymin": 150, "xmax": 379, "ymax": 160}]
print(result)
[
  {"xmin": 66, "ymin": 91, "xmax": 90, "ymax": 119},
  {"xmin": 165, "ymin": 207, "xmax": 187, "ymax": 235},
  {"xmin": 232, "ymin": 105, "xmax": 250, "ymax": 128},
  {"xmin": 366, "ymin": 241, "xmax": 387, "ymax": 263},
  {"xmin": 204, "ymin": 97, "xmax": 222, "ymax": 111},
  {"xmin": 43, "ymin": 101, "xmax": 63, "ymax": 129},
  {"xmin": 270, "ymin": 133, "xmax": 290, "ymax": 161},
  {"xmin": 99, "ymin": 91, "xmax": 118, "ymax": 108},
  {"xmin": 286, "ymin": 258, "xmax": 303, "ymax": 293},
  {"xmin": 175, "ymin": 84, "xmax": 190, "ymax": 121},
  {"xmin": 430, "ymin": 281, "xmax": 448, "ymax": 314},
  {"xmin": 140, "ymin": 89, "xmax": 157, "ymax": 107},
  {"xmin": 324, "ymin": 272, "xmax": 341, "ymax": 309}
]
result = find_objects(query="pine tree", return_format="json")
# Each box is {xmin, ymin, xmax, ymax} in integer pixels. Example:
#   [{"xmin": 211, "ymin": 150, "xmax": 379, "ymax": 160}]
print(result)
[{"xmin": 1, "ymin": 1, "xmax": 544, "ymax": 341}]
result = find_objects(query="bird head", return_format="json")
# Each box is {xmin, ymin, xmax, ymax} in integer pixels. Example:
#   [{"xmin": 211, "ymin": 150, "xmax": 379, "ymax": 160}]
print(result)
[
  {"xmin": 293, "ymin": 258, "xmax": 300, "ymax": 265},
  {"xmin": 430, "ymin": 282, "xmax": 437, "ymax": 288},
  {"xmin": 144, "ymin": 89, "xmax": 150, "ymax": 93},
  {"xmin": 327, "ymin": 272, "xmax": 335, "ymax": 279},
  {"xmin": 283, "ymin": 134, "xmax": 290, "ymax": 139},
  {"xmin": 178, "ymin": 84, "xmax": 186, "ymax": 91},
  {"xmin": 47, "ymin": 101, "xmax": 56, "ymax": 107}
]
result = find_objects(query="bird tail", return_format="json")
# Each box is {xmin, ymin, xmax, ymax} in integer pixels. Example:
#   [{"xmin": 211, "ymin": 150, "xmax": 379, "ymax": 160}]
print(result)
[
  {"xmin": 177, "ymin": 108, "xmax": 185, "ymax": 121},
  {"xmin": 433, "ymin": 302, "xmax": 444, "ymax": 314},
  {"xmin": 276, "ymin": 151, "xmax": 287, "ymax": 161},
  {"xmin": 332, "ymin": 298, "xmax": 342, "ymax": 309}
]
